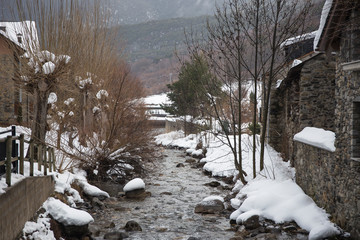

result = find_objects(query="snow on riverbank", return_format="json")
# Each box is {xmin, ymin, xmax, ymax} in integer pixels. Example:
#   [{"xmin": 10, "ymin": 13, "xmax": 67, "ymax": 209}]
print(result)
[
  {"xmin": 0, "ymin": 125, "xmax": 109, "ymax": 238},
  {"xmin": 155, "ymin": 130, "xmax": 342, "ymax": 239},
  {"xmin": 231, "ymin": 179, "xmax": 340, "ymax": 240},
  {"xmin": 155, "ymin": 130, "xmax": 294, "ymax": 181},
  {"xmin": 21, "ymin": 169, "xmax": 108, "ymax": 239}
]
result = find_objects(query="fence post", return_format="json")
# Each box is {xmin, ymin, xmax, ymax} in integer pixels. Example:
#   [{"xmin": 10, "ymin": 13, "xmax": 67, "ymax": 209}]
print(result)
[
  {"xmin": 38, "ymin": 145, "xmax": 42, "ymax": 171},
  {"xmin": 52, "ymin": 148, "xmax": 56, "ymax": 170},
  {"xmin": 48, "ymin": 148, "xmax": 52, "ymax": 172},
  {"xmin": 30, "ymin": 140, "xmax": 34, "ymax": 176},
  {"xmin": 6, "ymin": 136, "xmax": 12, "ymax": 186},
  {"xmin": 19, "ymin": 134, "xmax": 24, "ymax": 175},
  {"xmin": 43, "ymin": 145, "xmax": 47, "ymax": 176}
]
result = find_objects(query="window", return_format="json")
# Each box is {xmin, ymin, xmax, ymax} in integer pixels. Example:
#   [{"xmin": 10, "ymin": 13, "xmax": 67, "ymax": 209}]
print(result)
[{"xmin": 352, "ymin": 101, "xmax": 360, "ymax": 158}]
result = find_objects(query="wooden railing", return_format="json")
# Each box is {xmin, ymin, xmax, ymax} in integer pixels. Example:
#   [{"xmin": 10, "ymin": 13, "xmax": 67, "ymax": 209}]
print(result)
[{"xmin": 0, "ymin": 134, "xmax": 56, "ymax": 187}]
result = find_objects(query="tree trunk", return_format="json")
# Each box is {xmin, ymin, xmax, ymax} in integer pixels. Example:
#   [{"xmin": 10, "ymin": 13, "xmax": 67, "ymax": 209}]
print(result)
[
  {"xmin": 252, "ymin": 0, "xmax": 260, "ymax": 179},
  {"xmin": 32, "ymin": 89, "xmax": 49, "ymax": 145}
]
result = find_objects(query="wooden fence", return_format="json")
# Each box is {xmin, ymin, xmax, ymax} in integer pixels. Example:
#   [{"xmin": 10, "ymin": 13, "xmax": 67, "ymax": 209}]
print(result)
[{"xmin": 0, "ymin": 133, "xmax": 56, "ymax": 187}]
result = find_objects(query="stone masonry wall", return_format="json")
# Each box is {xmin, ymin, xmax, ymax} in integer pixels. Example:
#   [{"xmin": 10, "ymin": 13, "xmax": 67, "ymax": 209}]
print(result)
[
  {"xmin": 298, "ymin": 54, "xmax": 336, "ymax": 131},
  {"xmin": 0, "ymin": 37, "xmax": 32, "ymax": 127},
  {"xmin": 0, "ymin": 53, "xmax": 15, "ymax": 125},
  {"xmin": 269, "ymin": 54, "xmax": 335, "ymax": 163},
  {"xmin": 294, "ymin": 139, "xmax": 360, "ymax": 239},
  {"xmin": 270, "ymin": 5, "xmax": 360, "ymax": 239},
  {"xmin": 332, "ymin": 66, "xmax": 360, "ymax": 239}
]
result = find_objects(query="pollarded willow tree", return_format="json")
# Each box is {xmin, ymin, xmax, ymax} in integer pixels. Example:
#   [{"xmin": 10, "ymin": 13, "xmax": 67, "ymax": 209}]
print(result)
[{"xmin": 6, "ymin": 0, "xmax": 119, "ymax": 146}]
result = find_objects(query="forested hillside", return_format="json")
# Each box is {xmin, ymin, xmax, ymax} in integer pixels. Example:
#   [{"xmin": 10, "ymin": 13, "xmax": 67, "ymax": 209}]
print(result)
[{"xmin": 119, "ymin": 16, "xmax": 210, "ymax": 62}]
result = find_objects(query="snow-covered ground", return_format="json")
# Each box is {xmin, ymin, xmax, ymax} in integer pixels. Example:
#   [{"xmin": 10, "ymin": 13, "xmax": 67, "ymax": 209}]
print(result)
[
  {"xmin": 21, "ymin": 169, "xmax": 109, "ymax": 239},
  {"xmin": 0, "ymin": 125, "xmax": 111, "ymax": 239},
  {"xmin": 155, "ymin": 130, "xmax": 342, "ymax": 239}
]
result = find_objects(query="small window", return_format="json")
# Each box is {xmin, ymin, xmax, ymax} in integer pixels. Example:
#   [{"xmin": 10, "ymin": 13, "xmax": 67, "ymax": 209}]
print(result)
[{"xmin": 352, "ymin": 101, "xmax": 360, "ymax": 158}]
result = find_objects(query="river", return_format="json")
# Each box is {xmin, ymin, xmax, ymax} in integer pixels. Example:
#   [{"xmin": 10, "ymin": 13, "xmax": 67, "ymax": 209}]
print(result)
[{"xmin": 89, "ymin": 147, "xmax": 235, "ymax": 240}]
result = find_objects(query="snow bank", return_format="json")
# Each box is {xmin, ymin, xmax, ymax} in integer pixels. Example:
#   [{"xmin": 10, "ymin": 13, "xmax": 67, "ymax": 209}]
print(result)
[
  {"xmin": 201, "ymin": 134, "xmax": 294, "ymax": 180},
  {"xmin": 293, "ymin": 127, "xmax": 336, "ymax": 152},
  {"xmin": 123, "ymin": 178, "xmax": 145, "ymax": 192},
  {"xmin": 155, "ymin": 130, "xmax": 198, "ymax": 149},
  {"xmin": 230, "ymin": 179, "xmax": 340, "ymax": 240},
  {"xmin": 43, "ymin": 197, "xmax": 94, "ymax": 226},
  {"xmin": 155, "ymin": 130, "xmax": 293, "ymax": 181},
  {"xmin": 23, "ymin": 214, "xmax": 55, "ymax": 240}
]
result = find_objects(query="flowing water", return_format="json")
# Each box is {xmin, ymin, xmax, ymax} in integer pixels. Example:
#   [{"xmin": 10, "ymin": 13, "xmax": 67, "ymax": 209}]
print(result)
[{"xmin": 89, "ymin": 148, "xmax": 235, "ymax": 240}]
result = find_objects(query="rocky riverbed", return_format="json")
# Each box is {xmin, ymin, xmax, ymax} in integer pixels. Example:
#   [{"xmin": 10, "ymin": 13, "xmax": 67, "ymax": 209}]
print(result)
[
  {"xmin": 87, "ymin": 147, "xmax": 236, "ymax": 240},
  {"xmin": 84, "ymin": 146, "xmax": 321, "ymax": 240}
]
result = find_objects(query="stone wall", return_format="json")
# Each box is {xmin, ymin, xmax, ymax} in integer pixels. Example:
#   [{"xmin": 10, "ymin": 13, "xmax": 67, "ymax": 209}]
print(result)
[
  {"xmin": 269, "ymin": 4, "xmax": 360, "ymax": 239},
  {"xmin": 0, "ymin": 41, "xmax": 16, "ymax": 125},
  {"xmin": 0, "ymin": 176, "xmax": 55, "ymax": 240},
  {"xmin": 0, "ymin": 37, "xmax": 32, "ymax": 127},
  {"xmin": 294, "ymin": 141, "xmax": 360, "ymax": 239},
  {"xmin": 269, "ymin": 53, "xmax": 335, "ymax": 162}
]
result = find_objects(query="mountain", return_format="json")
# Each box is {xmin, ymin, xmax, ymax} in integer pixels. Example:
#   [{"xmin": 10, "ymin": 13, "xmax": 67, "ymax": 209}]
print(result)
[
  {"xmin": 116, "ymin": 16, "xmax": 212, "ymax": 95},
  {"xmin": 118, "ymin": 15, "xmax": 211, "ymax": 62},
  {"xmin": 104, "ymin": 0, "xmax": 222, "ymax": 25}
]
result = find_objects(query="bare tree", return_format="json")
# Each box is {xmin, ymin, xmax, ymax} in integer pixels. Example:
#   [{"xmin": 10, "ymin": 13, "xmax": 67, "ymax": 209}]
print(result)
[
  {"xmin": 258, "ymin": 0, "xmax": 312, "ymax": 170},
  {"xmin": 178, "ymin": 0, "xmax": 313, "ymax": 183},
  {"xmin": 182, "ymin": 0, "xmax": 251, "ymax": 184}
]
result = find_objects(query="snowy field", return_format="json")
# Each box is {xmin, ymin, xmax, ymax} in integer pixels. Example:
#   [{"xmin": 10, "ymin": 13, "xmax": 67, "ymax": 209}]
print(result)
[{"xmin": 155, "ymin": 130, "xmax": 342, "ymax": 239}]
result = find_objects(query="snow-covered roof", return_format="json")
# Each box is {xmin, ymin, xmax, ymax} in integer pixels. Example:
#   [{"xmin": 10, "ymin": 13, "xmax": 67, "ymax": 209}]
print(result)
[
  {"xmin": 280, "ymin": 31, "xmax": 317, "ymax": 49},
  {"xmin": 0, "ymin": 21, "xmax": 39, "ymax": 52},
  {"xmin": 143, "ymin": 93, "xmax": 170, "ymax": 106},
  {"xmin": 313, "ymin": 0, "xmax": 333, "ymax": 51}
]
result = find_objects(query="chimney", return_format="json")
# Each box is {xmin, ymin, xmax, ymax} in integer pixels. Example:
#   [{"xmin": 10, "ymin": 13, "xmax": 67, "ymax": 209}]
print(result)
[{"xmin": 0, "ymin": 26, "xmax": 6, "ymax": 32}]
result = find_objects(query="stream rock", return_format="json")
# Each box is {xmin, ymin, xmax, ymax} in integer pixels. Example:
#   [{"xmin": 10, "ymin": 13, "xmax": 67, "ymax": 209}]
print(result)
[
  {"xmin": 124, "ymin": 220, "xmax": 142, "ymax": 231},
  {"xmin": 103, "ymin": 231, "xmax": 129, "ymax": 239},
  {"xmin": 194, "ymin": 199, "xmax": 224, "ymax": 214},
  {"xmin": 185, "ymin": 158, "xmax": 197, "ymax": 163},
  {"xmin": 243, "ymin": 215, "xmax": 261, "ymax": 230},
  {"xmin": 124, "ymin": 189, "xmax": 151, "ymax": 200},
  {"xmin": 205, "ymin": 181, "xmax": 221, "ymax": 187},
  {"xmin": 176, "ymin": 163, "xmax": 185, "ymax": 167},
  {"xmin": 92, "ymin": 197, "xmax": 105, "ymax": 210}
]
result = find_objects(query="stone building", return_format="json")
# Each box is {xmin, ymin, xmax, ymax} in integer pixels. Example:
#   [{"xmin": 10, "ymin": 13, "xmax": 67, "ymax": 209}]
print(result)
[
  {"xmin": 269, "ymin": 1, "xmax": 360, "ymax": 238},
  {"xmin": 0, "ymin": 22, "xmax": 33, "ymax": 127}
]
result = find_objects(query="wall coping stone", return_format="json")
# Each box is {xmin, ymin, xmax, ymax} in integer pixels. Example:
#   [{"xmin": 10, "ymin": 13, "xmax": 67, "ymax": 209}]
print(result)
[{"xmin": 341, "ymin": 60, "xmax": 360, "ymax": 71}]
